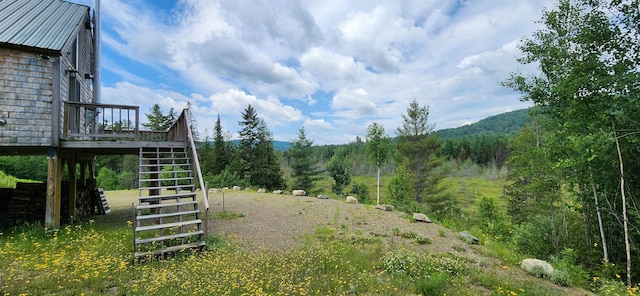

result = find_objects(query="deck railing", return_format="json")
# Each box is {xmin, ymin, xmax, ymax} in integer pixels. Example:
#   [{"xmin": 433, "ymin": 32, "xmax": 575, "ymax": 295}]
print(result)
[{"xmin": 64, "ymin": 101, "xmax": 140, "ymax": 140}]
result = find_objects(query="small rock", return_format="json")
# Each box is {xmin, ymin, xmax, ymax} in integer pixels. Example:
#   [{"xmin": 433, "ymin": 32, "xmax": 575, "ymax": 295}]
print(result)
[
  {"xmin": 375, "ymin": 204, "xmax": 394, "ymax": 211},
  {"xmin": 272, "ymin": 190, "xmax": 283, "ymax": 194},
  {"xmin": 244, "ymin": 187, "xmax": 251, "ymax": 191},
  {"xmin": 346, "ymin": 196, "xmax": 358, "ymax": 204},
  {"xmin": 257, "ymin": 188, "xmax": 266, "ymax": 193},
  {"xmin": 521, "ymin": 259, "xmax": 554, "ymax": 277},
  {"xmin": 317, "ymin": 194, "xmax": 329, "ymax": 199},
  {"xmin": 292, "ymin": 190, "xmax": 306, "ymax": 196},
  {"xmin": 413, "ymin": 213, "xmax": 432, "ymax": 223},
  {"xmin": 458, "ymin": 231, "xmax": 479, "ymax": 244},
  {"xmin": 209, "ymin": 188, "xmax": 221, "ymax": 193},
  {"xmin": 232, "ymin": 186, "xmax": 241, "ymax": 191},
  {"xmin": 222, "ymin": 187, "xmax": 229, "ymax": 190}
]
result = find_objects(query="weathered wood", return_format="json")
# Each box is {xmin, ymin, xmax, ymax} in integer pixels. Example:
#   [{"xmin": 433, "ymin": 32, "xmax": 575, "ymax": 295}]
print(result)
[
  {"xmin": 45, "ymin": 154, "xmax": 59, "ymax": 229},
  {"xmin": 67, "ymin": 158, "xmax": 77, "ymax": 221}
]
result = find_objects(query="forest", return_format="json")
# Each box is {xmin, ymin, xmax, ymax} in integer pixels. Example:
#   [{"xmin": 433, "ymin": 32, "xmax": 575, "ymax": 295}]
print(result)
[{"xmin": 0, "ymin": 0, "xmax": 638, "ymax": 290}]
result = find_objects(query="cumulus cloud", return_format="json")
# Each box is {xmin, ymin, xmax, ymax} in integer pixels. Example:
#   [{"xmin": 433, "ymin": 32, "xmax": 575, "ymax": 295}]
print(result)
[
  {"xmin": 93, "ymin": 0, "xmax": 555, "ymax": 144},
  {"xmin": 332, "ymin": 88, "xmax": 377, "ymax": 116}
]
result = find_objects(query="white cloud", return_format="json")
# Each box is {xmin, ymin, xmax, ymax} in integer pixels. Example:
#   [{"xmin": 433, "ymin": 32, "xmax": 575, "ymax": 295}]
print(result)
[
  {"xmin": 95, "ymin": 0, "xmax": 556, "ymax": 144},
  {"xmin": 331, "ymin": 88, "xmax": 377, "ymax": 116}
]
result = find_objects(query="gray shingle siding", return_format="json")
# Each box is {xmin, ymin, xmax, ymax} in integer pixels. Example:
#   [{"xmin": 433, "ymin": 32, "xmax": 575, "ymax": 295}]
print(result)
[{"xmin": 0, "ymin": 1, "xmax": 93, "ymax": 148}]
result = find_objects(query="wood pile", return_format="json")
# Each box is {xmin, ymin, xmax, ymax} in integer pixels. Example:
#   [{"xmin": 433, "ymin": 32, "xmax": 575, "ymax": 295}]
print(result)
[
  {"xmin": 0, "ymin": 188, "xmax": 12, "ymax": 227},
  {"xmin": 8, "ymin": 182, "xmax": 46, "ymax": 225}
]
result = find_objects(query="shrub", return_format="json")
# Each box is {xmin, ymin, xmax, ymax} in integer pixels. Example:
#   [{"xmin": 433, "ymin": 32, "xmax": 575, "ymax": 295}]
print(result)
[
  {"xmin": 415, "ymin": 234, "xmax": 432, "ymax": 245},
  {"xmin": 401, "ymin": 231, "xmax": 418, "ymax": 239},
  {"xmin": 416, "ymin": 273, "xmax": 449, "ymax": 295},
  {"xmin": 550, "ymin": 269, "xmax": 570, "ymax": 286},
  {"xmin": 511, "ymin": 217, "xmax": 555, "ymax": 258},
  {"xmin": 382, "ymin": 249, "xmax": 425, "ymax": 278},
  {"xmin": 350, "ymin": 182, "xmax": 370, "ymax": 204}
]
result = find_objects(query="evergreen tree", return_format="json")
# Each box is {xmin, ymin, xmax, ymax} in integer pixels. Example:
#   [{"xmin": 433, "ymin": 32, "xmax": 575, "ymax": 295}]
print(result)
[
  {"xmin": 238, "ymin": 105, "xmax": 259, "ymax": 183},
  {"xmin": 290, "ymin": 127, "xmax": 320, "ymax": 193},
  {"xmin": 143, "ymin": 104, "xmax": 173, "ymax": 130},
  {"xmin": 326, "ymin": 150, "xmax": 351, "ymax": 196},
  {"xmin": 251, "ymin": 119, "xmax": 285, "ymax": 190},
  {"xmin": 395, "ymin": 99, "xmax": 445, "ymax": 204},
  {"xmin": 212, "ymin": 115, "xmax": 229, "ymax": 175}
]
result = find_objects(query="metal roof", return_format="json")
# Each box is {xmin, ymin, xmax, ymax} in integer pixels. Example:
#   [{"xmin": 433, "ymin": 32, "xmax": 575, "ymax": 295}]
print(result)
[{"xmin": 0, "ymin": 0, "xmax": 89, "ymax": 54}]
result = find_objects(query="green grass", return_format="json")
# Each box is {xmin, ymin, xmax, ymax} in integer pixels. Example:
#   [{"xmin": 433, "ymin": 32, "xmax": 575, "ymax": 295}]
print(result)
[
  {"xmin": 0, "ymin": 175, "xmax": 606, "ymax": 295},
  {"xmin": 0, "ymin": 170, "xmax": 40, "ymax": 188}
]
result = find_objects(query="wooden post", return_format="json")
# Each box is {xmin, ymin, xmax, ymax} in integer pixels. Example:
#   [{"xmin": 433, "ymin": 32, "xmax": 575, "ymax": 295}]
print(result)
[
  {"xmin": 79, "ymin": 160, "xmax": 87, "ymax": 186},
  {"xmin": 67, "ymin": 158, "xmax": 77, "ymax": 222},
  {"xmin": 45, "ymin": 150, "xmax": 63, "ymax": 229}
]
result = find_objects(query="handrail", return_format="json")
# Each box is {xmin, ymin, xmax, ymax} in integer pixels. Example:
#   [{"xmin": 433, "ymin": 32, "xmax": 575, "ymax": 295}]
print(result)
[
  {"xmin": 184, "ymin": 108, "xmax": 209, "ymax": 210},
  {"xmin": 63, "ymin": 101, "xmax": 140, "ymax": 140}
]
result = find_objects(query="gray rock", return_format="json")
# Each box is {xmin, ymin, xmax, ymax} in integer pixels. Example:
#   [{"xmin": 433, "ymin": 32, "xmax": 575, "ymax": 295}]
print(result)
[
  {"xmin": 521, "ymin": 259, "xmax": 554, "ymax": 278},
  {"xmin": 458, "ymin": 231, "xmax": 479, "ymax": 244},
  {"xmin": 272, "ymin": 190, "xmax": 283, "ymax": 194},
  {"xmin": 346, "ymin": 196, "xmax": 358, "ymax": 204},
  {"xmin": 413, "ymin": 213, "xmax": 432, "ymax": 223},
  {"xmin": 375, "ymin": 204, "xmax": 394, "ymax": 211},
  {"xmin": 257, "ymin": 188, "xmax": 266, "ymax": 193},
  {"xmin": 232, "ymin": 186, "xmax": 241, "ymax": 191},
  {"xmin": 292, "ymin": 189, "xmax": 306, "ymax": 196},
  {"xmin": 317, "ymin": 194, "xmax": 329, "ymax": 199}
]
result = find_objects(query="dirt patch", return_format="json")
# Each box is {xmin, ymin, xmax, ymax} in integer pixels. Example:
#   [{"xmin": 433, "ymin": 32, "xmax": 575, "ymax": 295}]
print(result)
[
  {"xmin": 206, "ymin": 191, "xmax": 592, "ymax": 296},
  {"xmin": 208, "ymin": 191, "xmax": 460, "ymax": 252}
]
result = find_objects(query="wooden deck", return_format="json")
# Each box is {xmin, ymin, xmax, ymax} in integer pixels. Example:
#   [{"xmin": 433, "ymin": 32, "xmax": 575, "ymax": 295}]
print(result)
[{"xmin": 0, "ymin": 102, "xmax": 191, "ymax": 156}]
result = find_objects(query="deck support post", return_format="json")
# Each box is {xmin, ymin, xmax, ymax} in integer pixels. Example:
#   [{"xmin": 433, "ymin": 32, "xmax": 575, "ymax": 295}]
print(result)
[
  {"xmin": 67, "ymin": 158, "xmax": 77, "ymax": 223},
  {"xmin": 45, "ymin": 149, "xmax": 63, "ymax": 229}
]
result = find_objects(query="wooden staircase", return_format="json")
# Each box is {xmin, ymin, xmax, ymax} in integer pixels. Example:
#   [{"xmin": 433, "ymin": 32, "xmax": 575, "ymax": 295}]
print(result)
[{"xmin": 134, "ymin": 146, "xmax": 205, "ymax": 259}]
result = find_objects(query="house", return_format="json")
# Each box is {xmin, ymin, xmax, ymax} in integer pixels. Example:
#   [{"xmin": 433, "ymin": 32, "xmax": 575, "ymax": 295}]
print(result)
[{"xmin": 0, "ymin": 0, "xmax": 208, "ymax": 258}]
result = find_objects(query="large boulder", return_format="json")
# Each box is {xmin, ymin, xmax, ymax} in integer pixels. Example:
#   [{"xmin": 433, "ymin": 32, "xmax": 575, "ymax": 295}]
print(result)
[
  {"xmin": 521, "ymin": 259, "xmax": 554, "ymax": 278},
  {"xmin": 458, "ymin": 231, "xmax": 479, "ymax": 244},
  {"xmin": 232, "ymin": 186, "xmax": 241, "ymax": 191},
  {"xmin": 413, "ymin": 213, "xmax": 432, "ymax": 223},
  {"xmin": 292, "ymin": 190, "xmax": 306, "ymax": 196},
  {"xmin": 257, "ymin": 188, "xmax": 266, "ymax": 193},
  {"xmin": 346, "ymin": 196, "xmax": 358, "ymax": 204}
]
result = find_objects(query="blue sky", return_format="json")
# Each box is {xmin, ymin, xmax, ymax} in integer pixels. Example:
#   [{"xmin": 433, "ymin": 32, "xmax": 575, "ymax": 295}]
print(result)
[{"xmin": 70, "ymin": 0, "xmax": 554, "ymax": 144}]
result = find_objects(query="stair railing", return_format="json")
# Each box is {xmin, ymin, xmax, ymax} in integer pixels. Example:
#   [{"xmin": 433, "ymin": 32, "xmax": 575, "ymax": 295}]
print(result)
[{"xmin": 183, "ymin": 109, "xmax": 209, "ymax": 211}]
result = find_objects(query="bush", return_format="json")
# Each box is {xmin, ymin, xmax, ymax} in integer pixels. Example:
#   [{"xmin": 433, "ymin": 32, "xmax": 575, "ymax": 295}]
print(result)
[
  {"xmin": 475, "ymin": 196, "xmax": 511, "ymax": 240},
  {"xmin": 415, "ymin": 234, "xmax": 432, "ymax": 245},
  {"xmin": 511, "ymin": 217, "xmax": 555, "ymax": 258},
  {"xmin": 382, "ymin": 249, "xmax": 425, "ymax": 279},
  {"xmin": 416, "ymin": 273, "xmax": 449, "ymax": 295},
  {"xmin": 206, "ymin": 168, "xmax": 247, "ymax": 188},
  {"xmin": 350, "ymin": 182, "xmax": 370, "ymax": 204},
  {"xmin": 550, "ymin": 269, "xmax": 570, "ymax": 286}
]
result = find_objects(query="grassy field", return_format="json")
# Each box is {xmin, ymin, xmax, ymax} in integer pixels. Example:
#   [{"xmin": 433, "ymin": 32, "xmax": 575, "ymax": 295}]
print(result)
[{"xmin": 0, "ymin": 169, "xmax": 632, "ymax": 295}]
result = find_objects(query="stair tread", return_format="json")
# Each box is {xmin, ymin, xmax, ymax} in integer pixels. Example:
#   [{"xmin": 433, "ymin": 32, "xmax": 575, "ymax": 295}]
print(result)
[
  {"xmin": 140, "ymin": 177, "xmax": 193, "ymax": 182},
  {"xmin": 136, "ymin": 209, "xmax": 200, "ymax": 220},
  {"xmin": 134, "ymin": 241, "xmax": 206, "ymax": 258},
  {"xmin": 137, "ymin": 201, "xmax": 198, "ymax": 209},
  {"xmin": 139, "ymin": 185, "xmax": 195, "ymax": 190},
  {"xmin": 135, "ymin": 219, "xmax": 202, "ymax": 232},
  {"xmin": 135, "ymin": 230, "xmax": 204, "ymax": 244},
  {"xmin": 138, "ymin": 192, "xmax": 196, "ymax": 200}
]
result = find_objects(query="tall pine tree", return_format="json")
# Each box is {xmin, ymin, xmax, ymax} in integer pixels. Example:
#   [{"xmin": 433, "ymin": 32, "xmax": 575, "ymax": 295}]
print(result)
[
  {"xmin": 238, "ymin": 105, "xmax": 259, "ymax": 183},
  {"xmin": 395, "ymin": 99, "xmax": 445, "ymax": 204},
  {"xmin": 290, "ymin": 127, "xmax": 320, "ymax": 193}
]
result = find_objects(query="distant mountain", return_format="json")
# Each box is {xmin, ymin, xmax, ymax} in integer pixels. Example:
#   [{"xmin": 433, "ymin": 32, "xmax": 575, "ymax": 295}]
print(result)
[{"xmin": 435, "ymin": 108, "xmax": 530, "ymax": 140}]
